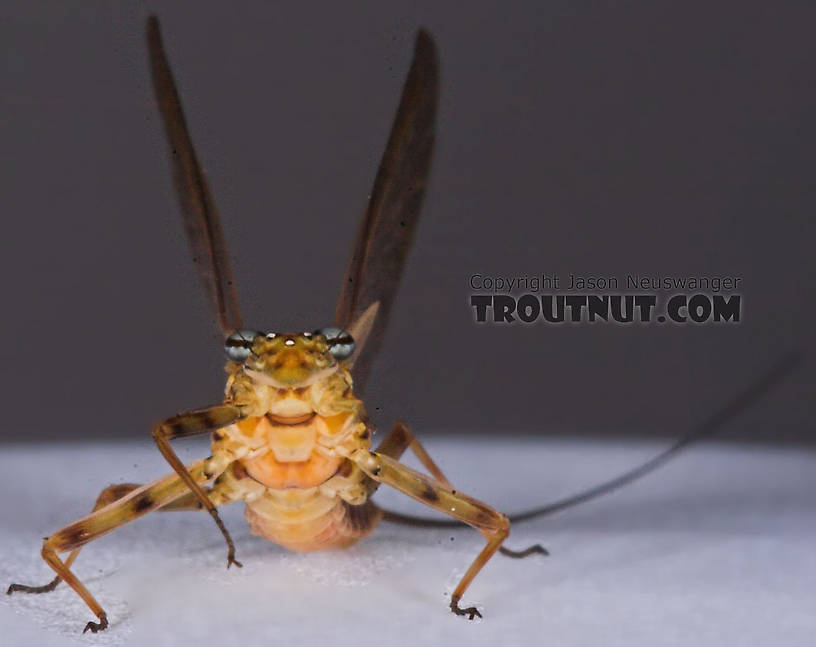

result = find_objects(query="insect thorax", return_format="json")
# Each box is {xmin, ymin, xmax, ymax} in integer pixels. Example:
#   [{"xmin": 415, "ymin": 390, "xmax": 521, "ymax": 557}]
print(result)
[
  {"xmin": 204, "ymin": 360, "xmax": 375, "ymax": 551},
  {"xmin": 211, "ymin": 359, "xmax": 370, "ymax": 488}
]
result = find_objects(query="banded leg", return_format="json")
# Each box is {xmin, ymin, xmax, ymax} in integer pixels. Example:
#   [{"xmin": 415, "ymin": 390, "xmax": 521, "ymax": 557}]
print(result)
[
  {"xmin": 352, "ymin": 449, "xmax": 507, "ymax": 619},
  {"xmin": 8, "ymin": 459, "xmax": 229, "ymax": 633},
  {"xmin": 7, "ymin": 484, "xmax": 209, "ymax": 596},
  {"xmin": 372, "ymin": 421, "xmax": 452, "ymax": 489},
  {"xmin": 152, "ymin": 404, "xmax": 245, "ymax": 567},
  {"xmin": 374, "ymin": 422, "xmax": 547, "ymax": 560}
]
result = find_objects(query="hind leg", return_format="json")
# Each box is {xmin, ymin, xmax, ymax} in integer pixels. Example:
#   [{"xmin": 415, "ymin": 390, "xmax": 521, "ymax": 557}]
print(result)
[
  {"xmin": 7, "ymin": 483, "xmax": 210, "ymax": 596},
  {"xmin": 373, "ymin": 421, "xmax": 547, "ymax": 559},
  {"xmin": 373, "ymin": 421, "xmax": 452, "ymax": 487},
  {"xmin": 353, "ymin": 448, "xmax": 512, "ymax": 618},
  {"xmin": 7, "ymin": 459, "xmax": 234, "ymax": 632}
]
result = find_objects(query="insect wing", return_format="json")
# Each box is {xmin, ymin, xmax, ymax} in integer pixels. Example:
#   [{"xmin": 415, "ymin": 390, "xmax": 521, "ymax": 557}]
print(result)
[
  {"xmin": 335, "ymin": 30, "xmax": 439, "ymax": 392},
  {"xmin": 147, "ymin": 16, "xmax": 242, "ymax": 338}
]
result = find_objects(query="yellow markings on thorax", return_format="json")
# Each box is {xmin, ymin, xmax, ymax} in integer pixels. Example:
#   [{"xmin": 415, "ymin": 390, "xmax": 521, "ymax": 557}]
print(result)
[
  {"xmin": 211, "ymin": 409, "xmax": 366, "ymax": 492},
  {"xmin": 262, "ymin": 415, "xmax": 317, "ymax": 462},
  {"xmin": 267, "ymin": 393, "xmax": 313, "ymax": 417}
]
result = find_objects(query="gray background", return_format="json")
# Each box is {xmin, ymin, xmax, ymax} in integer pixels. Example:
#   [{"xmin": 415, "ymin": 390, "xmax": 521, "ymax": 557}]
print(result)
[{"xmin": 1, "ymin": 1, "xmax": 813, "ymax": 442}]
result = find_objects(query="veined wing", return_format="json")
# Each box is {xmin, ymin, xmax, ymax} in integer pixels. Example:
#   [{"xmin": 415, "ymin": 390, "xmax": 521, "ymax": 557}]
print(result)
[
  {"xmin": 147, "ymin": 16, "xmax": 242, "ymax": 338},
  {"xmin": 335, "ymin": 30, "xmax": 439, "ymax": 393}
]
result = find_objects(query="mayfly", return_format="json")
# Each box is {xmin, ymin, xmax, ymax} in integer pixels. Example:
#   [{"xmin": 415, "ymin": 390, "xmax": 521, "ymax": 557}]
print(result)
[{"xmin": 7, "ymin": 16, "xmax": 798, "ymax": 634}]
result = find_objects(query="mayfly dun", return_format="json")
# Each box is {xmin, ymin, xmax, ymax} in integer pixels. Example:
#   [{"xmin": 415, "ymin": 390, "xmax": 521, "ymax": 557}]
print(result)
[{"xmin": 7, "ymin": 16, "xmax": 798, "ymax": 634}]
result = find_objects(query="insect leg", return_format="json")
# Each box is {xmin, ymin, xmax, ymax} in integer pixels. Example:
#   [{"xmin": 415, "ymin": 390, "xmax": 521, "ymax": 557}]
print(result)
[
  {"xmin": 8, "ymin": 459, "xmax": 227, "ymax": 633},
  {"xmin": 373, "ymin": 422, "xmax": 547, "ymax": 559},
  {"xmin": 351, "ymin": 449, "xmax": 508, "ymax": 619},
  {"xmin": 372, "ymin": 421, "xmax": 452, "ymax": 487},
  {"xmin": 8, "ymin": 484, "xmax": 141, "ymax": 595},
  {"xmin": 7, "ymin": 481, "xmax": 215, "ymax": 596},
  {"xmin": 151, "ymin": 404, "xmax": 245, "ymax": 568}
]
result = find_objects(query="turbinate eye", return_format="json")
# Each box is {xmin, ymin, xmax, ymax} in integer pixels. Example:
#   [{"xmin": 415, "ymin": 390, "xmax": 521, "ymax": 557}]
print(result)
[
  {"xmin": 315, "ymin": 326, "xmax": 355, "ymax": 360},
  {"xmin": 224, "ymin": 329, "xmax": 260, "ymax": 362}
]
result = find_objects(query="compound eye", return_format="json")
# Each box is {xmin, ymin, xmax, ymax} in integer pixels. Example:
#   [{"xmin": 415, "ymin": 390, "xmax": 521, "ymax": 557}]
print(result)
[
  {"xmin": 224, "ymin": 330, "xmax": 260, "ymax": 362},
  {"xmin": 314, "ymin": 326, "xmax": 355, "ymax": 360}
]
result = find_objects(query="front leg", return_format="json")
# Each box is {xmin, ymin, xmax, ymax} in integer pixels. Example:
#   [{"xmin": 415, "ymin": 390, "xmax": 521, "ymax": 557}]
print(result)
[
  {"xmin": 351, "ymin": 448, "xmax": 508, "ymax": 619},
  {"xmin": 152, "ymin": 404, "xmax": 246, "ymax": 567}
]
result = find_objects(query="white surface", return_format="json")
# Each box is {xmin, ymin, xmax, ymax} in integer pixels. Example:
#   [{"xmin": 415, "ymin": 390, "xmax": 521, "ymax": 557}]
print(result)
[{"xmin": 1, "ymin": 437, "xmax": 814, "ymax": 646}]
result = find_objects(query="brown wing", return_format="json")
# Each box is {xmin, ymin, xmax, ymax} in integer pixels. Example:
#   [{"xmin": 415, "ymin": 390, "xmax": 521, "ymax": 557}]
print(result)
[
  {"xmin": 146, "ymin": 16, "xmax": 242, "ymax": 338},
  {"xmin": 335, "ymin": 30, "xmax": 439, "ymax": 393}
]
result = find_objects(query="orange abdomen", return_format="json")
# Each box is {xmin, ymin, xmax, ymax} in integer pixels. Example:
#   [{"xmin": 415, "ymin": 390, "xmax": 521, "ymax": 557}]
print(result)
[{"xmin": 244, "ymin": 496, "xmax": 381, "ymax": 552}]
